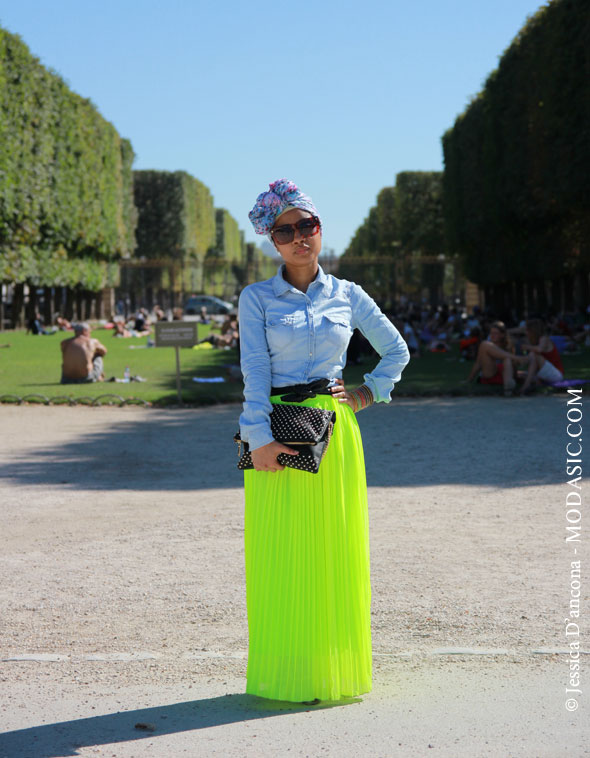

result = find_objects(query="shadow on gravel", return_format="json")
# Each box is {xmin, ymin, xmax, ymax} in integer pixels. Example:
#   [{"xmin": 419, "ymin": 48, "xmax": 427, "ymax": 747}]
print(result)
[
  {"xmin": 0, "ymin": 693, "xmax": 358, "ymax": 758},
  {"xmin": 0, "ymin": 396, "xmax": 564, "ymax": 491}
]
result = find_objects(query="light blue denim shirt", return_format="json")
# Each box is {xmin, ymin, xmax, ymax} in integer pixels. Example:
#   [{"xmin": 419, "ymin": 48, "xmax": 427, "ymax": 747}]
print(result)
[{"xmin": 238, "ymin": 263, "xmax": 410, "ymax": 451}]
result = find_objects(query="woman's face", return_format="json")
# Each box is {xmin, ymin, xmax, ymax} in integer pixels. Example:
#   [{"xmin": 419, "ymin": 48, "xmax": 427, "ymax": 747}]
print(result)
[
  {"xmin": 271, "ymin": 208, "xmax": 322, "ymax": 269},
  {"xmin": 489, "ymin": 327, "xmax": 503, "ymax": 344}
]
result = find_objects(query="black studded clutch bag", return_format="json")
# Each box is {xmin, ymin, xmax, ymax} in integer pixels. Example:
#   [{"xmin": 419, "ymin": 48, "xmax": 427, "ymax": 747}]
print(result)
[{"xmin": 233, "ymin": 403, "xmax": 336, "ymax": 474}]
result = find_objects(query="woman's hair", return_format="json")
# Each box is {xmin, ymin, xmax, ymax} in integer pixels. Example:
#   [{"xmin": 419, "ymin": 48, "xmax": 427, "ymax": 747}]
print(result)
[
  {"xmin": 525, "ymin": 318, "xmax": 546, "ymax": 345},
  {"xmin": 489, "ymin": 320, "xmax": 514, "ymax": 352}
]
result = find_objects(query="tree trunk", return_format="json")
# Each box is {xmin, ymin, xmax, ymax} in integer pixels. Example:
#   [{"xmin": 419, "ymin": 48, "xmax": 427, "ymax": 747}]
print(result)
[
  {"xmin": 75, "ymin": 287, "xmax": 83, "ymax": 321},
  {"xmin": 549, "ymin": 278, "xmax": 560, "ymax": 313},
  {"xmin": 529, "ymin": 281, "xmax": 537, "ymax": 315},
  {"xmin": 579, "ymin": 270, "xmax": 590, "ymax": 310},
  {"xmin": 25, "ymin": 280, "xmax": 38, "ymax": 323},
  {"xmin": 535, "ymin": 278, "xmax": 548, "ymax": 314},
  {"xmin": 483, "ymin": 284, "xmax": 491, "ymax": 314},
  {"xmin": 513, "ymin": 281, "xmax": 523, "ymax": 321},
  {"xmin": 563, "ymin": 274, "xmax": 574, "ymax": 311},
  {"xmin": 572, "ymin": 271, "xmax": 585, "ymax": 310},
  {"xmin": 98, "ymin": 287, "xmax": 115, "ymax": 319},
  {"xmin": 496, "ymin": 282, "xmax": 510, "ymax": 323},
  {"xmin": 84, "ymin": 290, "xmax": 94, "ymax": 321},
  {"xmin": 64, "ymin": 288, "xmax": 74, "ymax": 321},
  {"xmin": 42, "ymin": 286, "xmax": 54, "ymax": 327},
  {"xmin": 12, "ymin": 283, "xmax": 25, "ymax": 328},
  {"xmin": 146, "ymin": 286, "xmax": 153, "ymax": 311},
  {"xmin": 169, "ymin": 265, "xmax": 176, "ymax": 310}
]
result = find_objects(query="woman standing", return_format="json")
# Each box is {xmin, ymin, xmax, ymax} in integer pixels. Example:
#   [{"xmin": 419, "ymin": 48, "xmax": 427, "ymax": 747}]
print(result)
[{"xmin": 239, "ymin": 179, "xmax": 410, "ymax": 704}]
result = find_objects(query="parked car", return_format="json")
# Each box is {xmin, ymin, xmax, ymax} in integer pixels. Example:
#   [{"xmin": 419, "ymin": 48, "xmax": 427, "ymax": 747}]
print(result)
[{"xmin": 184, "ymin": 295, "xmax": 234, "ymax": 316}]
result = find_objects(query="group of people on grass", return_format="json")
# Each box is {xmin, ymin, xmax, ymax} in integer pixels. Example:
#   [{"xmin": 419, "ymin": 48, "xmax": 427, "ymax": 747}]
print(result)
[
  {"xmin": 27, "ymin": 296, "xmax": 587, "ymax": 393},
  {"xmin": 339, "ymin": 300, "xmax": 586, "ymax": 396},
  {"xmin": 56, "ymin": 308, "xmax": 240, "ymax": 384},
  {"xmin": 464, "ymin": 318, "xmax": 565, "ymax": 396},
  {"xmin": 108, "ymin": 307, "xmax": 154, "ymax": 338},
  {"xmin": 27, "ymin": 311, "xmax": 72, "ymax": 335},
  {"xmin": 389, "ymin": 302, "xmax": 586, "ymax": 395}
]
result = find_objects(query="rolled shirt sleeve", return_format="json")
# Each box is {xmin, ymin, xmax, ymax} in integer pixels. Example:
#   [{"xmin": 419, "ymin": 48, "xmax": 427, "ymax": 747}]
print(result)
[
  {"xmin": 349, "ymin": 283, "xmax": 411, "ymax": 402},
  {"xmin": 238, "ymin": 285, "xmax": 275, "ymax": 451}
]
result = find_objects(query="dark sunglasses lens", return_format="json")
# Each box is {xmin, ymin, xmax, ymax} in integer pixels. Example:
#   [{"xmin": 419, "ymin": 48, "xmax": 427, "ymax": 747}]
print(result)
[
  {"xmin": 272, "ymin": 226, "xmax": 294, "ymax": 244},
  {"xmin": 297, "ymin": 219, "xmax": 318, "ymax": 237}
]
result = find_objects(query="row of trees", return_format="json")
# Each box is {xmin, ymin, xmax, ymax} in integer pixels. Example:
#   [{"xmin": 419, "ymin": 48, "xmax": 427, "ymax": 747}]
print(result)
[
  {"xmin": 442, "ymin": 0, "xmax": 590, "ymax": 315},
  {"xmin": 340, "ymin": 172, "xmax": 450, "ymax": 306},
  {"xmin": 125, "ymin": 170, "xmax": 275, "ymax": 309},
  {"xmin": 0, "ymin": 27, "xmax": 136, "ymax": 326},
  {"xmin": 344, "ymin": 0, "xmax": 589, "ymax": 317},
  {"xmin": 0, "ymin": 27, "xmax": 269, "ymax": 327}
]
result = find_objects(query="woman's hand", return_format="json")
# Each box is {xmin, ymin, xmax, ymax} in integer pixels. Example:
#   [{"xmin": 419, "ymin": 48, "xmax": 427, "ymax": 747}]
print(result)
[
  {"xmin": 251, "ymin": 440, "xmax": 299, "ymax": 472},
  {"xmin": 330, "ymin": 379, "xmax": 358, "ymax": 411}
]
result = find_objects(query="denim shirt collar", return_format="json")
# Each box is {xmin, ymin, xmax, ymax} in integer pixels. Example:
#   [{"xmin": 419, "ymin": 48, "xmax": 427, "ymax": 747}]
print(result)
[{"xmin": 272, "ymin": 263, "xmax": 329, "ymax": 297}]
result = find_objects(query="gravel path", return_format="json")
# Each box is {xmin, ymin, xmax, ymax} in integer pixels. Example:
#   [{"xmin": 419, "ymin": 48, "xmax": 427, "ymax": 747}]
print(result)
[{"xmin": 0, "ymin": 396, "xmax": 587, "ymax": 757}]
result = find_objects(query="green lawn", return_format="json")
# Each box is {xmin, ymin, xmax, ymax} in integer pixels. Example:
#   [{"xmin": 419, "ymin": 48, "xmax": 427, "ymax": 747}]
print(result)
[
  {"xmin": 1, "ymin": 327, "xmax": 588, "ymax": 405},
  {"xmin": 0, "ymin": 325, "xmax": 244, "ymax": 406}
]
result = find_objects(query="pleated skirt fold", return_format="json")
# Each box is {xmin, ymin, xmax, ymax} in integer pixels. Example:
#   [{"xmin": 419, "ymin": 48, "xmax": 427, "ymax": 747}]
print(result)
[{"xmin": 244, "ymin": 394, "xmax": 372, "ymax": 702}]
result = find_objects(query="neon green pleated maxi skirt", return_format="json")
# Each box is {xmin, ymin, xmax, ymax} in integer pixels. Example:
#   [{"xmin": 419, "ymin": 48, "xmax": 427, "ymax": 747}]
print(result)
[{"xmin": 243, "ymin": 392, "xmax": 372, "ymax": 703}]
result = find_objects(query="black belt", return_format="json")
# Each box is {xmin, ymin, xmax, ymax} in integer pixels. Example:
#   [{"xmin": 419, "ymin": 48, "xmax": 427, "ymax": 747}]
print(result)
[{"xmin": 270, "ymin": 378, "xmax": 333, "ymax": 403}]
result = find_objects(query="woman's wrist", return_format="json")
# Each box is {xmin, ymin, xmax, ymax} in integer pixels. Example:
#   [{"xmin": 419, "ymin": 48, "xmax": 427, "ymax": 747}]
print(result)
[{"xmin": 349, "ymin": 384, "xmax": 374, "ymax": 412}]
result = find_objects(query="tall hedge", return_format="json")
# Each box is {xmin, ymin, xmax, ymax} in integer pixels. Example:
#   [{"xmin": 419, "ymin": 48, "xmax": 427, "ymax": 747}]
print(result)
[
  {"xmin": 442, "ymin": 0, "xmax": 590, "ymax": 289},
  {"xmin": 395, "ymin": 172, "xmax": 444, "ymax": 254},
  {"xmin": 0, "ymin": 27, "xmax": 136, "ymax": 290},
  {"xmin": 133, "ymin": 170, "xmax": 215, "ymax": 261},
  {"xmin": 215, "ymin": 209, "xmax": 242, "ymax": 262},
  {"xmin": 340, "ymin": 173, "xmax": 446, "ymax": 303}
]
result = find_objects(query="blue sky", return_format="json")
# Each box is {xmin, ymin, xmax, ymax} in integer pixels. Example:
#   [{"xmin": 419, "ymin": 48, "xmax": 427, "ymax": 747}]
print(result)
[{"xmin": 1, "ymin": 0, "xmax": 545, "ymax": 255}]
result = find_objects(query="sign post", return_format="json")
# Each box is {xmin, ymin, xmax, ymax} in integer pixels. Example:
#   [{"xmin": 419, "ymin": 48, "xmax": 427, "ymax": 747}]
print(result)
[{"xmin": 154, "ymin": 322, "xmax": 198, "ymax": 405}]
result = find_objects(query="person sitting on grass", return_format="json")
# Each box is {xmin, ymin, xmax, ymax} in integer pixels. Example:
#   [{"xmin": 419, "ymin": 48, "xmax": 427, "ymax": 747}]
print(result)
[
  {"xmin": 61, "ymin": 323, "xmax": 107, "ymax": 384},
  {"xmin": 27, "ymin": 311, "xmax": 55, "ymax": 335},
  {"xmin": 153, "ymin": 304, "xmax": 166, "ymax": 321},
  {"xmin": 134, "ymin": 308, "xmax": 152, "ymax": 334},
  {"xmin": 197, "ymin": 315, "xmax": 239, "ymax": 348},
  {"xmin": 513, "ymin": 317, "xmax": 564, "ymax": 394},
  {"xmin": 465, "ymin": 320, "xmax": 517, "ymax": 395}
]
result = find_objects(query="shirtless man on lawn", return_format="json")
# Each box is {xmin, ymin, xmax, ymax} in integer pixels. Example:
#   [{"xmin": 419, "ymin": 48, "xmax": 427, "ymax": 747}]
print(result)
[{"xmin": 61, "ymin": 323, "xmax": 107, "ymax": 384}]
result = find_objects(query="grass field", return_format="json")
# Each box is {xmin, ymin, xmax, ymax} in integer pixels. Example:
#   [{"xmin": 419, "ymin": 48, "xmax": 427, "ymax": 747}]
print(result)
[{"xmin": 0, "ymin": 326, "xmax": 588, "ymax": 405}]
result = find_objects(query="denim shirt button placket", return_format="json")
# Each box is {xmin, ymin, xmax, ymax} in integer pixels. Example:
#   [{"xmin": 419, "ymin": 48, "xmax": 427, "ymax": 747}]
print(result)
[{"xmin": 307, "ymin": 299, "xmax": 313, "ymax": 369}]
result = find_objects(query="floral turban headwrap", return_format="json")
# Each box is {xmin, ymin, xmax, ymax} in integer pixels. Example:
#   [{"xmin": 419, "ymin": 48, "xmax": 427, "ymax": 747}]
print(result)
[{"xmin": 248, "ymin": 178, "xmax": 320, "ymax": 235}]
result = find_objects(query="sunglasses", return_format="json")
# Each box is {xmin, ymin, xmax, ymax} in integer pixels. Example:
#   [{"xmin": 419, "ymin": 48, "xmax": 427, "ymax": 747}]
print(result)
[{"xmin": 270, "ymin": 216, "xmax": 321, "ymax": 245}]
